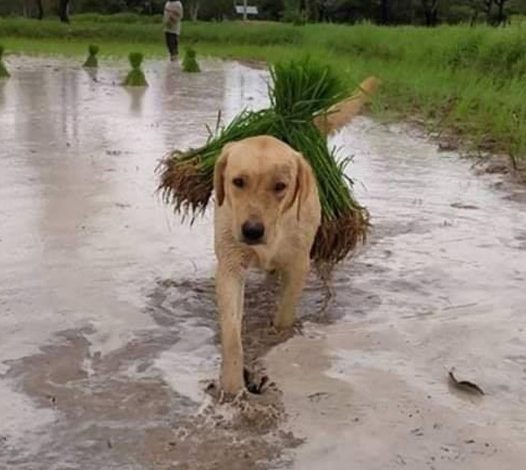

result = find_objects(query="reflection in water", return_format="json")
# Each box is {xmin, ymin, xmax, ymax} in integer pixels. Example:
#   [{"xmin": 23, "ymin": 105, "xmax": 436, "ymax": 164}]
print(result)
[
  {"xmin": 83, "ymin": 67, "xmax": 98, "ymax": 83},
  {"xmin": 222, "ymin": 62, "xmax": 268, "ymax": 121},
  {"xmin": 14, "ymin": 64, "xmax": 55, "ymax": 150},
  {"xmin": 125, "ymin": 86, "xmax": 146, "ymax": 115},
  {"xmin": 0, "ymin": 81, "xmax": 6, "ymax": 109},
  {"xmin": 60, "ymin": 67, "xmax": 80, "ymax": 151},
  {"xmin": 161, "ymin": 62, "xmax": 179, "ymax": 115},
  {"xmin": 157, "ymin": 61, "xmax": 227, "ymax": 150}
]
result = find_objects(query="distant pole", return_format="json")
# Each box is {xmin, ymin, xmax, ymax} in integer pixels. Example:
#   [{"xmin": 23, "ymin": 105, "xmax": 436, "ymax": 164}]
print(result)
[{"xmin": 243, "ymin": 0, "xmax": 248, "ymax": 21}]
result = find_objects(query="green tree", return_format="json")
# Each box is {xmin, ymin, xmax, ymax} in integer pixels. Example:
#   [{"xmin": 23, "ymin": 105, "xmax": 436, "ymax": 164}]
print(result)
[
  {"xmin": 58, "ymin": 0, "xmax": 70, "ymax": 22},
  {"xmin": 186, "ymin": 0, "xmax": 201, "ymax": 21},
  {"xmin": 493, "ymin": 0, "xmax": 510, "ymax": 24},
  {"xmin": 421, "ymin": 0, "xmax": 440, "ymax": 25},
  {"xmin": 199, "ymin": 0, "xmax": 232, "ymax": 20}
]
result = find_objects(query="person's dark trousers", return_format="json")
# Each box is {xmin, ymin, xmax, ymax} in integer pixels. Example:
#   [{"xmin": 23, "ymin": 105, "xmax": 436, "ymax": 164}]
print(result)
[{"xmin": 165, "ymin": 32, "xmax": 179, "ymax": 59}]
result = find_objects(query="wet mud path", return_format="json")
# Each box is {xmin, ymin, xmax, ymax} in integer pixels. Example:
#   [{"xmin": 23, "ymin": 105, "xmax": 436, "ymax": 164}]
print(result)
[{"xmin": 1, "ymin": 57, "xmax": 526, "ymax": 469}]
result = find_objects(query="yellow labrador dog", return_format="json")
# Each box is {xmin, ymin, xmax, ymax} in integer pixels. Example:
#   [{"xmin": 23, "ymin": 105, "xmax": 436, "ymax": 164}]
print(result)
[{"xmin": 214, "ymin": 135, "xmax": 321, "ymax": 395}]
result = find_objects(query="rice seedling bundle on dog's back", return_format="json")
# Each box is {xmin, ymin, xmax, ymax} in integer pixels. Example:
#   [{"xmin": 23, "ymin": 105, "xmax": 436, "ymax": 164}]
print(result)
[{"xmin": 158, "ymin": 58, "xmax": 376, "ymax": 270}]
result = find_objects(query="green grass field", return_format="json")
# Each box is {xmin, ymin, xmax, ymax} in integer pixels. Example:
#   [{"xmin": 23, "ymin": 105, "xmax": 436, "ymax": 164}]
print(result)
[{"xmin": 1, "ymin": 15, "xmax": 525, "ymax": 163}]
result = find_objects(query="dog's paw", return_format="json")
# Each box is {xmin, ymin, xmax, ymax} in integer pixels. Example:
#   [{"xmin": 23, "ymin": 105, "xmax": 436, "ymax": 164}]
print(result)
[
  {"xmin": 205, "ymin": 380, "xmax": 256, "ymax": 405},
  {"xmin": 204, "ymin": 369, "xmax": 271, "ymax": 404},
  {"xmin": 244, "ymin": 367, "xmax": 269, "ymax": 395}
]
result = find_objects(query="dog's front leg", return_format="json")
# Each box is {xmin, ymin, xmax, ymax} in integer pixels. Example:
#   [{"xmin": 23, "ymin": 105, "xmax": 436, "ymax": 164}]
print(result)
[
  {"xmin": 216, "ymin": 263, "xmax": 245, "ymax": 395},
  {"xmin": 274, "ymin": 256, "xmax": 309, "ymax": 330}
]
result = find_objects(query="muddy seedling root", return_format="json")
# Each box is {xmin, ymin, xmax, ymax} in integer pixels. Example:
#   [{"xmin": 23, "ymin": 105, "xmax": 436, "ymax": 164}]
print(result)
[
  {"xmin": 0, "ymin": 45, "xmax": 10, "ymax": 78},
  {"xmin": 182, "ymin": 47, "xmax": 201, "ymax": 73},
  {"xmin": 83, "ymin": 44, "xmax": 99, "ymax": 68},
  {"xmin": 123, "ymin": 52, "xmax": 148, "ymax": 87}
]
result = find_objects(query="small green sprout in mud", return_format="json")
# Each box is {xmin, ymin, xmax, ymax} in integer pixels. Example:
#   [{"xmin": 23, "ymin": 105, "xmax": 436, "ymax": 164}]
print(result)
[
  {"xmin": 182, "ymin": 47, "xmax": 201, "ymax": 73},
  {"xmin": 0, "ymin": 45, "xmax": 10, "ymax": 78},
  {"xmin": 83, "ymin": 44, "xmax": 99, "ymax": 68},
  {"xmin": 123, "ymin": 52, "xmax": 148, "ymax": 87}
]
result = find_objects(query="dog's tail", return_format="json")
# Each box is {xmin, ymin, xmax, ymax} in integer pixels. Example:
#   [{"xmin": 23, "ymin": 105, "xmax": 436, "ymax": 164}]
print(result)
[{"xmin": 314, "ymin": 76, "xmax": 381, "ymax": 137}]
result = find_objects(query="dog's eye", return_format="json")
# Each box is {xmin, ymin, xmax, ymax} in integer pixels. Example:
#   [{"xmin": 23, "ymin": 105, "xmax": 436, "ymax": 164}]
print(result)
[
  {"xmin": 233, "ymin": 178, "xmax": 245, "ymax": 188},
  {"xmin": 274, "ymin": 182, "xmax": 287, "ymax": 192}
]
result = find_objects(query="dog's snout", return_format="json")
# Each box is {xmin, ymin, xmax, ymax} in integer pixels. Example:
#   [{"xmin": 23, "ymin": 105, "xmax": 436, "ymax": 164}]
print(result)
[{"xmin": 242, "ymin": 220, "xmax": 265, "ymax": 244}]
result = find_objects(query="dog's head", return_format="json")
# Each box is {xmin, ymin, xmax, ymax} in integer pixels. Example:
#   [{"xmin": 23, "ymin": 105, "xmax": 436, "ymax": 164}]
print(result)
[{"xmin": 214, "ymin": 135, "xmax": 313, "ymax": 247}]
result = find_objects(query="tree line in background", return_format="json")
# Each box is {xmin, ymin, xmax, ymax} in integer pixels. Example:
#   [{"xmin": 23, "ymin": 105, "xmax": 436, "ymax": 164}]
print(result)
[{"xmin": 0, "ymin": 0, "xmax": 525, "ymax": 25}]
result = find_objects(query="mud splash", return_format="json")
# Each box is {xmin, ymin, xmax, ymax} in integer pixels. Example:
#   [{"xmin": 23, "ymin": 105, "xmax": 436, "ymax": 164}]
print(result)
[{"xmin": 1, "ymin": 56, "xmax": 526, "ymax": 470}]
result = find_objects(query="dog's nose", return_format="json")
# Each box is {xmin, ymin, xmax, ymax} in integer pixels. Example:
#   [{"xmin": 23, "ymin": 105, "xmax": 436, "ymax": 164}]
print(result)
[{"xmin": 242, "ymin": 221, "xmax": 265, "ymax": 244}]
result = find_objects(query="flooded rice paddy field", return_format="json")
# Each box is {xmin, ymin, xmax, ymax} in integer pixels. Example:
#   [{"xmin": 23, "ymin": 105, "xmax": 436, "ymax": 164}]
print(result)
[{"xmin": 0, "ymin": 56, "xmax": 525, "ymax": 469}]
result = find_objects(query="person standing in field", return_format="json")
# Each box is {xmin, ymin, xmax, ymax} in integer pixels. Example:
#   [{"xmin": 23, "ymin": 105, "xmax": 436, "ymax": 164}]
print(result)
[{"xmin": 163, "ymin": 0, "xmax": 184, "ymax": 62}]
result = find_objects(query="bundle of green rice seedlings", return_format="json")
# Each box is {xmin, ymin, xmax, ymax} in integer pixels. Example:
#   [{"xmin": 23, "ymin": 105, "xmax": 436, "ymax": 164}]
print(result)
[
  {"xmin": 276, "ymin": 121, "xmax": 368, "ymax": 265},
  {"xmin": 0, "ymin": 45, "xmax": 9, "ymax": 78},
  {"xmin": 267, "ymin": 60, "xmax": 369, "ymax": 265},
  {"xmin": 182, "ymin": 47, "xmax": 201, "ymax": 73},
  {"xmin": 83, "ymin": 44, "xmax": 99, "ymax": 68},
  {"xmin": 158, "ymin": 57, "xmax": 369, "ymax": 267},
  {"xmin": 268, "ymin": 58, "xmax": 347, "ymax": 124},
  {"xmin": 123, "ymin": 52, "xmax": 148, "ymax": 87}
]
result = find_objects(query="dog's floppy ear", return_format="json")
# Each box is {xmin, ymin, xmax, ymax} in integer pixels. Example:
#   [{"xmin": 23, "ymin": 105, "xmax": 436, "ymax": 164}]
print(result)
[
  {"xmin": 214, "ymin": 143, "xmax": 234, "ymax": 207},
  {"xmin": 284, "ymin": 152, "xmax": 314, "ymax": 221}
]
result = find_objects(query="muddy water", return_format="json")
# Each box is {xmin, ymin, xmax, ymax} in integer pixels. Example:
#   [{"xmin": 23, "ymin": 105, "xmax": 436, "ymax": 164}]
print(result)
[
  {"xmin": 0, "ymin": 57, "xmax": 284, "ymax": 469},
  {"xmin": 1, "ymin": 57, "xmax": 525, "ymax": 470}
]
